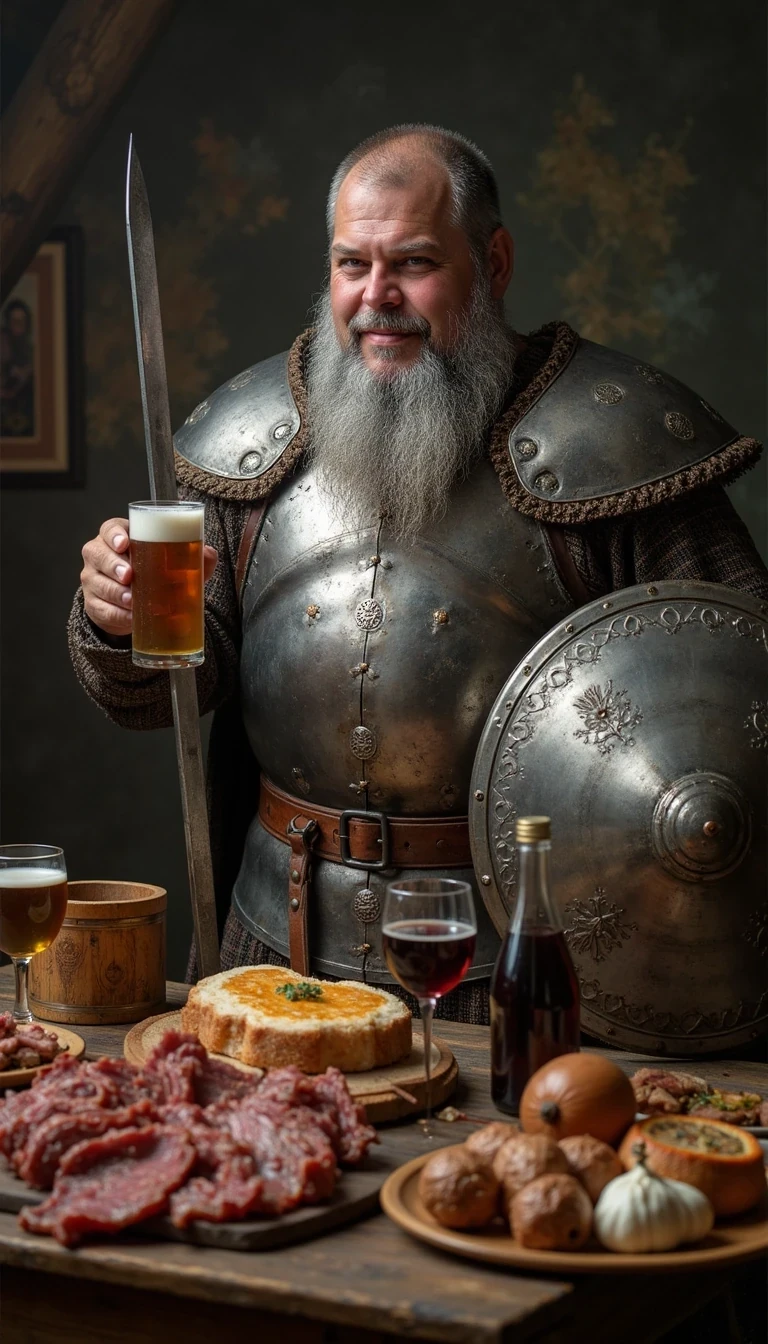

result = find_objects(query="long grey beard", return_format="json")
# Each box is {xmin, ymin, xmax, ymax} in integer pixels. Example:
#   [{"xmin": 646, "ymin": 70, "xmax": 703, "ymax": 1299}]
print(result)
[{"xmin": 305, "ymin": 282, "xmax": 516, "ymax": 540}]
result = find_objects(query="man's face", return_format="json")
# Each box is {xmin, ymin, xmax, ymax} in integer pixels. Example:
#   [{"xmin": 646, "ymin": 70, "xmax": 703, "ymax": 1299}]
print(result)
[{"xmin": 329, "ymin": 159, "xmax": 477, "ymax": 375}]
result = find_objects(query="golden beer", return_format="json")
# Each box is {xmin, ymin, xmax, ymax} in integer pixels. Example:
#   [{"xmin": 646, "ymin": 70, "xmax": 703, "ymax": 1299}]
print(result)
[
  {"xmin": 129, "ymin": 501, "xmax": 205, "ymax": 668},
  {"xmin": 0, "ymin": 868, "xmax": 68, "ymax": 958}
]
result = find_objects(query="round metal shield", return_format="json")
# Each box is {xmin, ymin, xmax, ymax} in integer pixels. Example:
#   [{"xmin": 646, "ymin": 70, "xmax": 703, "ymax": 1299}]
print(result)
[{"xmin": 470, "ymin": 582, "xmax": 768, "ymax": 1054}]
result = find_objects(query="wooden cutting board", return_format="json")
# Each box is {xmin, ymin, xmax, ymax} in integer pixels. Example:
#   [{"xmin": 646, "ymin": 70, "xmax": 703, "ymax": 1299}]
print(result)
[
  {"xmin": 0, "ymin": 1128, "xmax": 415, "ymax": 1252},
  {"xmin": 123, "ymin": 1010, "xmax": 458, "ymax": 1122}
]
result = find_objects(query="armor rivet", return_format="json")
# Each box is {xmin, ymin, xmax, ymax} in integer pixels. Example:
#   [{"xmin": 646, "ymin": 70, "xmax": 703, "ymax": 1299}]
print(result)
[
  {"xmin": 474, "ymin": 790, "xmax": 484, "ymax": 801},
  {"xmin": 664, "ymin": 410, "xmax": 695, "ymax": 442},
  {"xmin": 382, "ymin": 560, "xmax": 393, "ymax": 570},
  {"xmin": 239, "ymin": 450, "xmax": 263, "ymax": 476},
  {"xmin": 602, "ymin": 602, "xmax": 611, "ymax": 610},
  {"xmin": 433, "ymin": 609, "xmax": 449, "ymax": 625},
  {"xmin": 369, "ymin": 555, "xmax": 381, "ymax": 566},
  {"xmin": 523, "ymin": 664, "xmax": 532, "ymax": 675},
  {"xmin": 494, "ymin": 717, "xmax": 501, "ymax": 726},
  {"xmin": 593, "ymin": 382, "xmax": 625, "ymax": 405},
  {"xmin": 480, "ymin": 874, "xmax": 491, "ymax": 886},
  {"xmin": 306, "ymin": 604, "xmax": 320, "ymax": 619},
  {"xmin": 534, "ymin": 470, "xmax": 559, "ymax": 494},
  {"xmin": 647, "ymin": 586, "xmax": 658, "ymax": 596},
  {"xmin": 565, "ymin": 623, "xmax": 574, "ymax": 633},
  {"xmin": 290, "ymin": 870, "xmax": 300, "ymax": 883},
  {"xmin": 290, "ymin": 897, "xmax": 300, "ymax": 911},
  {"xmin": 505, "ymin": 701, "xmax": 513, "ymax": 710},
  {"xmin": 607, "ymin": 1028, "xmax": 615, "ymax": 1036},
  {"xmin": 703, "ymin": 820, "xmax": 720, "ymax": 836},
  {"xmin": 514, "ymin": 437, "xmax": 538, "ymax": 460},
  {"xmin": 273, "ymin": 422, "xmax": 291, "ymax": 440}
]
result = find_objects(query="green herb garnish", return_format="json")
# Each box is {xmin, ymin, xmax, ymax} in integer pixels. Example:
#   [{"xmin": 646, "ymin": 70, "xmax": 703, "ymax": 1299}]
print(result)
[{"xmin": 275, "ymin": 981, "xmax": 324, "ymax": 1002}]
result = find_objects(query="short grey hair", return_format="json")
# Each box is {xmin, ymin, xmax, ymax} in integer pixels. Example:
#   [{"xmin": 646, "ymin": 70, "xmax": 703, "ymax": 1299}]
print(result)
[{"xmin": 326, "ymin": 124, "xmax": 503, "ymax": 259}]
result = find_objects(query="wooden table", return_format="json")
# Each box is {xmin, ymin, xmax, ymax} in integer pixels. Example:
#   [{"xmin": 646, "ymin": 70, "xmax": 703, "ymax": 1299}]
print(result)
[{"xmin": 0, "ymin": 967, "xmax": 765, "ymax": 1344}]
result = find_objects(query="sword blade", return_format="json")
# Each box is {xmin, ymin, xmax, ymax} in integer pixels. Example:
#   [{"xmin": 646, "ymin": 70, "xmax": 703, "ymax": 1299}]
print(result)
[{"xmin": 125, "ymin": 136, "xmax": 221, "ymax": 978}]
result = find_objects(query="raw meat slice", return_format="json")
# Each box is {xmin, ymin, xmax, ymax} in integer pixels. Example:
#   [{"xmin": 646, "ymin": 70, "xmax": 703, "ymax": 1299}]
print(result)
[
  {"xmin": 310, "ymin": 1068, "xmax": 377, "ymax": 1164},
  {"xmin": 16, "ymin": 1100, "xmax": 156, "ymax": 1188},
  {"xmin": 168, "ymin": 1125, "xmax": 262, "ymax": 1228},
  {"xmin": 19, "ymin": 1125, "xmax": 196, "ymax": 1247},
  {"xmin": 193, "ymin": 1056, "xmax": 262, "ymax": 1108},
  {"xmin": 217, "ymin": 1096, "xmax": 338, "ymax": 1211}
]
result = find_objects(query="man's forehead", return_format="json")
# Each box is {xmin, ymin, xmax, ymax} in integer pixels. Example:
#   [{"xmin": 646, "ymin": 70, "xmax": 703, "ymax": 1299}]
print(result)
[{"xmin": 333, "ymin": 154, "xmax": 453, "ymax": 240}]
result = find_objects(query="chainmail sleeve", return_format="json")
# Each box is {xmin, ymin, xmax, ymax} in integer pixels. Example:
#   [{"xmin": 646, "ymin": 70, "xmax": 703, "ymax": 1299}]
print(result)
[
  {"xmin": 562, "ymin": 486, "xmax": 768, "ymax": 602},
  {"xmin": 67, "ymin": 490, "xmax": 246, "ymax": 730}
]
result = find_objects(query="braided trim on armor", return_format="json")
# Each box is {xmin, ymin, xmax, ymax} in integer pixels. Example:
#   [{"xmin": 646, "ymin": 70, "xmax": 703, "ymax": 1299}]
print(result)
[
  {"xmin": 174, "ymin": 330, "xmax": 312, "ymax": 502},
  {"xmin": 488, "ymin": 322, "xmax": 762, "ymax": 520}
]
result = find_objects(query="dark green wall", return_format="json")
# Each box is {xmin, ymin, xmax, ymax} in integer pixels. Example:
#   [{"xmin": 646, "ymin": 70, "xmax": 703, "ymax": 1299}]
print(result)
[{"xmin": 2, "ymin": 0, "xmax": 765, "ymax": 977}]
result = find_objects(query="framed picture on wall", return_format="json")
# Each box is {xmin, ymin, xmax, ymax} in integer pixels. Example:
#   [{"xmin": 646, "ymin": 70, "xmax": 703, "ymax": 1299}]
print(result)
[{"xmin": 0, "ymin": 226, "xmax": 85, "ymax": 488}]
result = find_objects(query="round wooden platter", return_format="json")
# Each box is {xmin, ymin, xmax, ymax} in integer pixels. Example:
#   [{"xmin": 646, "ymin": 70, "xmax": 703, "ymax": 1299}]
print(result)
[
  {"xmin": 0, "ymin": 1026, "xmax": 86, "ymax": 1089},
  {"xmin": 380, "ymin": 1144, "xmax": 768, "ymax": 1275},
  {"xmin": 123, "ymin": 1009, "xmax": 458, "ymax": 1122}
]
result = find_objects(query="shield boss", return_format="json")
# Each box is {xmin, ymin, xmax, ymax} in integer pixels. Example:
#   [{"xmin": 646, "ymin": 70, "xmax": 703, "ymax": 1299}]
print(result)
[{"xmin": 470, "ymin": 582, "xmax": 768, "ymax": 1054}]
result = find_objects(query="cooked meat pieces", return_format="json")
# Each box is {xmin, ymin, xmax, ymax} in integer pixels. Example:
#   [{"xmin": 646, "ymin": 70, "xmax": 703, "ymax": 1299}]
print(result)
[
  {"xmin": 0, "ymin": 1015, "xmax": 63, "ymax": 1070},
  {"xmin": 16, "ymin": 1101, "xmax": 155, "ymax": 1189},
  {"xmin": 631, "ymin": 1068, "xmax": 709, "ymax": 1114},
  {"xmin": 687, "ymin": 1092, "xmax": 763, "ymax": 1127},
  {"xmin": 5, "ymin": 1031, "xmax": 378, "ymax": 1244},
  {"xmin": 19, "ymin": 1126, "xmax": 196, "ymax": 1248}
]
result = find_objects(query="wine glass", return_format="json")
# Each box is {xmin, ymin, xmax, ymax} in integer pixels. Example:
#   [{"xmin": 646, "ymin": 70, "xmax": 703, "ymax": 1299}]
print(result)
[
  {"xmin": 382, "ymin": 878, "xmax": 476, "ymax": 1135},
  {"xmin": 0, "ymin": 846, "xmax": 68, "ymax": 1023}
]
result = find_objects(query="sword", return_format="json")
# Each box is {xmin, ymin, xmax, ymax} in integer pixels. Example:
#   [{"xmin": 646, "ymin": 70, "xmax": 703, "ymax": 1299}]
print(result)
[{"xmin": 125, "ymin": 135, "xmax": 221, "ymax": 979}]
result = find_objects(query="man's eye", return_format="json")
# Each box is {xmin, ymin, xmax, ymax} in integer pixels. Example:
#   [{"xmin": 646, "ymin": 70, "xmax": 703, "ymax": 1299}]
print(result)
[
  {"xmin": 402, "ymin": 257, "xmax": 433, "ymax": 267},
  {"xmin": 339, "ymin": 258, "xmax": 366, "ymax": 268}
]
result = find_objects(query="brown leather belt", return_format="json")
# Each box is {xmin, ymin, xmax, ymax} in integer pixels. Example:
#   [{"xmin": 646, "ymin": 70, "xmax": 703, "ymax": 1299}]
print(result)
[{"xmin": 258, "ymin": 776, "xmax": 472, "ymax": 976}]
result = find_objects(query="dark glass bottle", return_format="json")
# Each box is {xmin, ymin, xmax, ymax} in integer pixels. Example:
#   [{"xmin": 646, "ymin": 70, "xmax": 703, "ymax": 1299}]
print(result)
[{"xmin": 490, "ymin": 816, "xmax": 580, "ymax": 1115}]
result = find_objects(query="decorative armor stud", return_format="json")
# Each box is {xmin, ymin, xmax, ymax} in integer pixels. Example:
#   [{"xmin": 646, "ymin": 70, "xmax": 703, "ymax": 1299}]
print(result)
[
  {"xmin": 186, "ymin": 399, "xmax": 210, "ymax": 425},
  {"xmin": 228, "ymin": 368, "xmax": 256, "ymax": 390},
  {"xmin": 514, "ymin": 437, "xmax": 538, "ymax": 460},
  {"xmin": 534, "ymin": 470, "xmax": 559, "ymax": 494},
  {"xmin": 635, "ymin": 363, "xmax": 664, "ymax": 385},
  {"xmin": 354, "ymin": 888, "xmax": 381, "ymax": 924},
  {"xmin": 350, "ymin": 726, "xmax": 377, "ymax": 759},
  {"xmin": 433, "ymin": 609, "xmax": 449, "ymax": 626},
  {"xmin": 306, "ymin": 604, "xmax": 320, "ymax": 620},
  {"xmin": 273, "ymin": 422, "xmax": 292, "ymax": 440},
  {"xmin": 239, "ymin": 451, "xmax": 263, "ymax": 476},
  {"xmin": 664, "ymin": 411, "xmax": 695, "ymax": 441},
  {"xmin": 355, "ymin": 598, "xmax": 384, "ymax": 630},
  {"xmin": 593, "ymin": 382, "xmax": 624, "ymax": 404}
]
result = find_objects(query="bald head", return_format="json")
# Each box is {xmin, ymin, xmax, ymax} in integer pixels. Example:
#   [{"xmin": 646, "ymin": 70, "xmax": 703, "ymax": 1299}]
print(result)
[{"xmin": 326, "ymin": 123, "xmax": 504, "ymax": 259}]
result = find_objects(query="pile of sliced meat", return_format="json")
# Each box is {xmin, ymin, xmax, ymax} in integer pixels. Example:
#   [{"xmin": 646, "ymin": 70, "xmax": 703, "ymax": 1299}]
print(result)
[
  {"xmin": 0, "ymin": 1030, "xmax": 377, "ymax": 1247},
  {"xmin": 0, "ymin": 1012, "xmax": 63, "ymax": 1072},
  {"xmin": 631, "ymin": 1067, "xmax": 767, "ymax": 1127}
]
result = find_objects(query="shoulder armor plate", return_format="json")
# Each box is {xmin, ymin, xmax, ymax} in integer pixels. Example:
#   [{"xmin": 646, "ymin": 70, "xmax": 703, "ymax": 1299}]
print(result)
[
  {"xmin": 509, "ymin": 339, "xmax": 737, "ymax": 503},
  {"xmin": 174, "ymin": 351, "xmax": 300, "ymax": 481}
]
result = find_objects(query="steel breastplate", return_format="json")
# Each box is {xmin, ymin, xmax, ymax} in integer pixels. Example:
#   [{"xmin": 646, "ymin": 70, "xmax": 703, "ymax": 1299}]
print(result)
[{"xmin": 232, "ymin": 457, "xmax": 575, "ymax": 982}]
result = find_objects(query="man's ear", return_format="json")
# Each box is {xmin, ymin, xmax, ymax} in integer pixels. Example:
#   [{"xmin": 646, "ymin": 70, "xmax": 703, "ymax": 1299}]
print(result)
[{"xmin": 488, "ymin": 227, "xmax": 514, "ymax": 300}]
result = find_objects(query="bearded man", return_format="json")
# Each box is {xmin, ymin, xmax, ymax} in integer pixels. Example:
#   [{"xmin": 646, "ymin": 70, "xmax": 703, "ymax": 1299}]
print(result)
[{"xmin": 71, "ymin": 124, "xmax": 768, "ymax": 1023}]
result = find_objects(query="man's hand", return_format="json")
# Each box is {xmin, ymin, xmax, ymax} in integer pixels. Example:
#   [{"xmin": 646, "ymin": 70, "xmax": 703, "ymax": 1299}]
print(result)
[{"xmin": 81, "ymin": 517, "xmax": 218, "ymax": 638}]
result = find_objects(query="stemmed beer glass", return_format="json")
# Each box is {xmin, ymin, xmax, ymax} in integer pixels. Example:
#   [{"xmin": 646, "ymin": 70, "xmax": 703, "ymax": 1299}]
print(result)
[
  {"xmin": 0, "ymin": 846, "xmax": 68, "ymax": 1023},
  {"xmin": 382, "ymin": 878, "xmax": 476, "ymax": 1135}
]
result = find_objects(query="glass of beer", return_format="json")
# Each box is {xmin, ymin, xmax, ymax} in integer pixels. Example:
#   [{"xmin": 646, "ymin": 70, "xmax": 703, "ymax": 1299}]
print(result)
[
  {"xmin": 0, "ymin": 845, "xmax": 68, "ymax": 1023},
  {"xmin": 129, "ymin": 500, "xmax": 205, "ymax": 668}
]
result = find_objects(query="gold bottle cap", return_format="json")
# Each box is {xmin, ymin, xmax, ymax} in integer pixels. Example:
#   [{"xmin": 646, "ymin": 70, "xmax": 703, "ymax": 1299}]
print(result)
[{"xmin": 515, "ymin": 816, "xmax": 551, "ymax": 844}]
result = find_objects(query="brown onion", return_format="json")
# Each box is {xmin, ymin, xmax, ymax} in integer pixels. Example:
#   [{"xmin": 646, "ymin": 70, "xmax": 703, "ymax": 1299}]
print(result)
[{"xmin": 520, "ymin": 1053, "xmax": 636, "ymax": 1146}]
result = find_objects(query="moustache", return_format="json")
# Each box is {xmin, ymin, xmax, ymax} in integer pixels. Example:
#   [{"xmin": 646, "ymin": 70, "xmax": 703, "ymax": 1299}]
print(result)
[{"xmin": 347, "ymin": 310, "xmax": 431, "ymax": 340}]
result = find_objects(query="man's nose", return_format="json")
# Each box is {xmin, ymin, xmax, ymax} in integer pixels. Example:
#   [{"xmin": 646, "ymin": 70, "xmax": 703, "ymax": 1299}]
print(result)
[{"xmin": 361, "ymin": 264, "xmax": 402, "ymax": 310}]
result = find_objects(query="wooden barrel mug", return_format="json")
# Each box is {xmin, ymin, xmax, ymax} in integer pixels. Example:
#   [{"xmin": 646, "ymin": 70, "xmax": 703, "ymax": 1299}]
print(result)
[{"xmin": 28, "ymin": 881, "xmax": 167, "ymax": 1024}]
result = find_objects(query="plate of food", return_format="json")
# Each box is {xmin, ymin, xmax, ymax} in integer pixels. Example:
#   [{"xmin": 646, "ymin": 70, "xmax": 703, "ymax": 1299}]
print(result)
[
  {"xmin": 0, "ymin": 1013, "xmax": 85, "ymax": 1088},
  {"xmin": 381, "ymin": 1054, "xmax": 768, "ymax": 1273},
  {"xmin": 630, "ymin": 1067, "xmax": 768, "ymax": 1136}
]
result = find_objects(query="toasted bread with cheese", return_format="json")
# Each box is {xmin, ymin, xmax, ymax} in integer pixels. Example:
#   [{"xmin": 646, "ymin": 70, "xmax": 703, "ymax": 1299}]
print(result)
[{"xmin": 181, "ymin": 965, "xmax": 413, "ymax": 1073}]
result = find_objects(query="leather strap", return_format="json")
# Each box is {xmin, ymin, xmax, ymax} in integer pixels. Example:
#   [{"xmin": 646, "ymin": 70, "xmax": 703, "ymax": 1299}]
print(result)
[
  {"xmin": 544, "ymin": 525, "xmax": 595, "ymax": 607},
  {"xmin": 286, "ymin": 815, "xmax": 317, "ymax": 975},
  {"xmin": 235, "ymin": 502, "xmax": 268, "ymax": 605},
  {"xmin": 259, "ymin": 775, "xmax": 472, "ymax": 869}
]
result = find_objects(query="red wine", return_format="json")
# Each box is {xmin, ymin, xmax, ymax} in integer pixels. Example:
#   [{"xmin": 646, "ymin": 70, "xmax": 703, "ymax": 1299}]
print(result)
[
  {"xmin": 490, "ymin": 929, "xmax": 580, "ymax": 1115},
  {"xmin": 382, "ymin": 919, "xmax": 476, "ymax": 998}
]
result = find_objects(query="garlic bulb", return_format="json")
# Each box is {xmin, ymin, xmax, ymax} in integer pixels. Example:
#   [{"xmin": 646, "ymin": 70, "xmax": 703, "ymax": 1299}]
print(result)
[{"xmin": 594, "ymin": 1142, "xmax": 714, "ymax": 1253}]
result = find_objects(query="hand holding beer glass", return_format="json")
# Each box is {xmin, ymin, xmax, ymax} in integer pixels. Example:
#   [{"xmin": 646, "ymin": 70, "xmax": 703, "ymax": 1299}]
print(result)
[
  {"xmin": 0, "ymin": 846, "xmax": 68, "ymax": 1023},
  {"xmin": 129, "ymin": 500, "xmax": 205, "ymax": 668}
]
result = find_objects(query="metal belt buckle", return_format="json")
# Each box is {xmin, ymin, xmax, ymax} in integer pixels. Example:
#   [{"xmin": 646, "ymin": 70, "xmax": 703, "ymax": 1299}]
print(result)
[{"xmin": 338, "ymin": 809, "xmax": 392, "ymax": 871}]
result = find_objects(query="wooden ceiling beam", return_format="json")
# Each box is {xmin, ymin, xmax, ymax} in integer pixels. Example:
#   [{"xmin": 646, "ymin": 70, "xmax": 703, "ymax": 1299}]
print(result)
[{"xmin": 1, "ymin": 0, "xmax": 177, "ymax": 300}]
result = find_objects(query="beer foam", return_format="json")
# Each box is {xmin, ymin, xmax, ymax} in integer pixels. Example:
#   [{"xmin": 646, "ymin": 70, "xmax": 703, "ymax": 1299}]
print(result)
[
  {"xmin": 0, "ymin": 868, "xmax": 67, "ymax": 888},
  {"xmin": 129, "ymin": 506, "xmax": 204, "ymax": 543}
]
